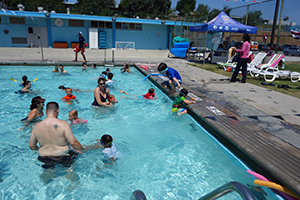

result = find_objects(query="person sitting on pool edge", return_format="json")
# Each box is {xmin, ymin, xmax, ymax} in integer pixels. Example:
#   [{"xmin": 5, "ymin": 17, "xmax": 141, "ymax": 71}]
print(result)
[
  {"xmin": 119, "ymin": 88, "xmax": 157, "ymax": 100},
  {"xmin": 92, "ymin": 77, "xmax": 112, "ymax": 107},
  {"xmin": 158, "ymin": 62, "xmax": 182, "ymax": 94},
  {"xmin": 171, "ymin": 88, "xmax": 196, "ymax": 116},
  {"xmin": 62, "ymin": 88, "xmax": 78, "ymax": 104},
  {"xmin": 29, "ymin": 102, "xmax": 83, "ymax": 169}
]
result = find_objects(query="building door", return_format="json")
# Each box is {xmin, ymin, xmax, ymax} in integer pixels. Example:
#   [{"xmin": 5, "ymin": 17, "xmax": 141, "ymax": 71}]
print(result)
[
  {"xmin": 89, "ymin": 28, "xmax": 98, "ymax": 49},
  {"xmin": 27, "ymin": 27, "xmax": 48, "ymax": 47}
]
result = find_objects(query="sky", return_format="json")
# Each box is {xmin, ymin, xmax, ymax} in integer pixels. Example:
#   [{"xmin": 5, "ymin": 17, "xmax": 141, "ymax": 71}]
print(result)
[{"xmin": 67, "ymin": 0, "xmax": 300, "ymax": 25}]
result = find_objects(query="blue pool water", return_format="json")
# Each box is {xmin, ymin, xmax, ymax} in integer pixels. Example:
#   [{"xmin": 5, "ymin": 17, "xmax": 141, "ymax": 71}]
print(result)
[{"xmin": 0, "ymin": 66, "xmax": 279, "ymax": 199}]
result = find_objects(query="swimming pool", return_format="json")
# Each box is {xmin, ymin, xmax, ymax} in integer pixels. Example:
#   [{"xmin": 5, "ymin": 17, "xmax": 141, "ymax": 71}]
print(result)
[{"xmin": 0, "ymin": 65, "xmax": 279, "ymax": 199}]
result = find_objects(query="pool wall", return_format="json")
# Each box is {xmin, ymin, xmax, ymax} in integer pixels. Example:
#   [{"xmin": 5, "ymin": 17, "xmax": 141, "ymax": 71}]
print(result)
[{"xmin": 134, "ymin": 65, "xmax": 294, "ymax": 194}]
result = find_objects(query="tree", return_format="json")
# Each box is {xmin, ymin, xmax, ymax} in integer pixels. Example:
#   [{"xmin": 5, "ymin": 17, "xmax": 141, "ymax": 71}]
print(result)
[
  {"xmin": 176, "ymin": 0, "xmax": 196, "ymax": 16},
  {"xmin": 195, "ymin": 3, "xmax": 210, "ymax": 18},
  {"xmin": 119, "ymin": 0, "xmax": 171, "ymax": 18},
  {"xmin": 243, "ymin": 10, "xmax": 263, "ymax": 26},
  {"xmin": 76, "ymin": 0, "xmax": 116, "ymax": 15}
]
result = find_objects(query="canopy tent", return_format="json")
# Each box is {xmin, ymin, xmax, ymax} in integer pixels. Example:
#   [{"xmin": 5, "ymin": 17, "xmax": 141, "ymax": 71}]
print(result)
[{"xmin": 189, "ymin": 11, "xmax": 257, "ymax": 34}]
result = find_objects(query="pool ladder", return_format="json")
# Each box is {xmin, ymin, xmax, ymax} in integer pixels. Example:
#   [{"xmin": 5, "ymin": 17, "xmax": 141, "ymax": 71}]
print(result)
[
  {"xmin": 104, "ymin": 49, "xmax": 115, "ymax": 67},
  {"xmin": 129, "ymin": 182, "xmax": 256, "ymax": 200}
]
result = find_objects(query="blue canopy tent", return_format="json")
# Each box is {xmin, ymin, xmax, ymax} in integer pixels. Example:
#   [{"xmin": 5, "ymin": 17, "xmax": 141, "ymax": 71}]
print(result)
[{"xmin": 189, "ymin": 11, "xmax": 257, "ymax": 34}]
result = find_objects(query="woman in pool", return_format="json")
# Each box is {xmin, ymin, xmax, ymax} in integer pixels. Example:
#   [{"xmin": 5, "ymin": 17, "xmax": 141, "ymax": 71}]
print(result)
[
  {"xmin": 22, "ymin": 96, "xmax": 46, "ymax": 123},
  {"xmin": 92, "ymin": 78, "xmax": 112, "ymax": 107},
  {"xmin": 121, "ymin": 63, "xmax": 131, "ymax": 73}
]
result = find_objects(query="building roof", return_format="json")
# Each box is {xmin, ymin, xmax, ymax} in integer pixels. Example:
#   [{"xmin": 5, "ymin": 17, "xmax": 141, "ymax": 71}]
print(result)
[{"xmin": 0, "ymin": 9, "xmax": 201, "ymax": 26}]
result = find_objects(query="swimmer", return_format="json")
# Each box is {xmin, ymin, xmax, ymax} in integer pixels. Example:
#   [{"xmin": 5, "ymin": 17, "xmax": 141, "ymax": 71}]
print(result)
[
  {"xmin": 91, "ymin": 78, "xmax": 112, "ymax": 107},
  {"xmin": 21, "ymin": 75, "xmax": 28, "ymax": 86},
  {"xmin": 119, "ymin": 88, "xmax": 157, "ymax": 100},
  {"xmin": 105, "ymin": 73, "xmax": 114, "ymax": 87},
  {"xmin": 62, "ymin": 88, "xmax": 78, "ymax": 104},
  {"xmin": 91, "ymin": 63, "xmax": 96, "ymax": 68},
  {"xmin": 82, "ymin": 62, "xmax": 87, "ymax": 71},
  {"xmin": 59, "ymin": 65, "xmax": 68, "ymax": 73},
  {"xmin": 67, "ymin": 109, "xmax": 87, "ymax": 125},
  {"xmin": 121, "ymin": 63, "xmax": 131, "ymax": 73},
  {"xmin": 29, "ymin": 102, "xmax": 83, "ymax": 169},
  {"xmin": 52, "ymin": 65, "xmax": 59, "ymax": 72},
  {"xmin": 107, "ymin": 94, "xmax": 118, "ymax": 105},
  {"xmin": 171, "ymin": 88, "xmax": 196, "ymax": 116},
  {"xmin": 21, "ymin": 96, "xmax": 45, "ymax": 124},
  {"xmin": 106, "ymin": 68, "xmax": 111, "ymax": 73},
  {"xmin": 17, "ymin": 81, "xmax": 32, "ymax": 94},
  {"xmin": 99, "ymin": 71, "xmax": 108, "ymax": 79}
]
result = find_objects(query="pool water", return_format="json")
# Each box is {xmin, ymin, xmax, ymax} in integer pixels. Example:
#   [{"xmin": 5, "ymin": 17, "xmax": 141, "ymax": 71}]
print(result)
[{"xmin": 0, "ymin": 66, "xmax": 279, "ymax": 199}]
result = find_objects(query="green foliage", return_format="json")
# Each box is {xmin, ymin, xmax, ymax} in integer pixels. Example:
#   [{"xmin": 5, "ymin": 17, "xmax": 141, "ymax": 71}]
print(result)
[
  {"xmin": 176, "ymin": 0, "xmax": 196, "ymax": 16},
  {"xmin": 243, "ymin": 10, "xmax": 263, "ymax": 26},
  {"xmin": 6, "ymin": 0, "xmax": 66, "ymax": 12},
  {"xmin": 119, "ymin": 0, "xmax": 171, "ymax": 18}
]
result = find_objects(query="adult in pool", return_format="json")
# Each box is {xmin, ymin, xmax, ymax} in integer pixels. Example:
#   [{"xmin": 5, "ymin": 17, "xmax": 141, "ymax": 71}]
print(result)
[
  {"xmin": 29, "ymin": 102, "xmax": 83, "ymax": 169},
  {"xmin": 92, "ymin": 77, "xmax": 112, "ymax": 107},
  {"xmin": 21, "ymin": 96, "xmax": 46, "ymax": 123},
  {"xmin": 17, "ymin": 81, "xmax": 32, "ymax": 94}
]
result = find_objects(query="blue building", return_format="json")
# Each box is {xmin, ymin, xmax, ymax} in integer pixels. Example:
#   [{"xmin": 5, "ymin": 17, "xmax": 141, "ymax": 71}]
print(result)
[{"xmin": 0, "ymin": 9, "xmax": 200, "ymax": 50}]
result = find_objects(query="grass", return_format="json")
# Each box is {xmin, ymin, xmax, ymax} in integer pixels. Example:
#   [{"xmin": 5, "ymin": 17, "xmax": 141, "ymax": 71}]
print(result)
[{"xmin": 189, "ymin": 62, "xmax": 300, "ymax": 99}]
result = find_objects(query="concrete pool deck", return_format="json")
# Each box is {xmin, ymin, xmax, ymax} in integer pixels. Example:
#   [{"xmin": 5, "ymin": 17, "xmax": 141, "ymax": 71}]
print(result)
[{"xmin": 1, "ymin": 47, "xmax": 300, "ymax": 196}]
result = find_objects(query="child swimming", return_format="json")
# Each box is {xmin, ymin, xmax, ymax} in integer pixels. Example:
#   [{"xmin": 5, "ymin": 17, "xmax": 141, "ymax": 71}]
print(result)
[
  {"xmin": 119, "ymin": 88, "xmax": 157, "ymax": 100},
  {"xmin": 67, "ymin": 109, "xmax": 87, "ymax": 125}
]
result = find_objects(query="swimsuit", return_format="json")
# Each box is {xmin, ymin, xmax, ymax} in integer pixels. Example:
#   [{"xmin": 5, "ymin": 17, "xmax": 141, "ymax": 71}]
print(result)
[
  {"xmin": 171, "ymin": 95, "xmax": 186, "ymax": 113},
  {"xmin": 38, "ymin": 150, "xmax": 78, "ymax": 169},
  {"xmin": 92, "ymin": 87, "xmax": 107, "ymax": 106},
  {"xmin": 70, "ymin": 118, "xmax": 88, "ymax": 125},
  {"xmin": 139, "ymin": 92, "xmax": 157, "ymax": 100},
  {"xmin": 62, "ymin": 95, "xmax": 76, "ymax": 101}
]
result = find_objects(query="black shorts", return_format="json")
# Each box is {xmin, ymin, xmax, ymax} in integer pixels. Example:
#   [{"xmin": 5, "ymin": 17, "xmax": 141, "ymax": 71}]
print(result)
[{"xmin": 38, "ymin": 151, "xmax": 78, "ymax": 169}]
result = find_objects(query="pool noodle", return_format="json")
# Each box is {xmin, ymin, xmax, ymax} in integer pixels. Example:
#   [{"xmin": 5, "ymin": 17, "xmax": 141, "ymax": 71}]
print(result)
[
  {"xmin": 254, "ymin": 180, "xmax": 300, "ymax": 200},
  {"xmin": 247, "ymin": 170, "xmax": 298, "ymax": 200},
  {"xmin": 142, "ymin": 73, "xmax": 163, "ymax": 81}
]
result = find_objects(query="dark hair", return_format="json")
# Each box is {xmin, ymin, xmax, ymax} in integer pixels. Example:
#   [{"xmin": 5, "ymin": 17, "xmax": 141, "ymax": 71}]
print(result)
[
  {"xmin": 101, "ymin": 71, "xmax": 107, "ymax": 75},
  {"xmin": 92, "ymin": 64, "xmax": 96, "ymax": 68},
  {"xmin": 98, "ymin": 77, "xmax": 106, "ymax": 84},
  {"xmin": 30, "ymin": 96, "xmax": 44, "ymax": 110},
  {"xmin": 101, "ymin": 134, "xmax": 113, "ymax": 146},
  {"xmin": 243, "ymin": 33, "xmax": 250, "ymax": 42},
  {"xmin": 218, "ymin": 44, "xmax": 224, "ymax": 49},
  {"xmin": 21, "ymin": 75, "xmax": 28, "ymax": 87},
  {"xmin": 125, "ymin": 64, "xmax": 129, "ymax": 69},
  {"xmin": 179, "ymin": 88, "xmax": 188, "ymax": 96},
  {"xmin": 22, "ymin": 75, "xmax": 28, "ymax": 82},
  {"xmin": 46, "ymin": 102, "xmax": 59, "ymax": 112},
  {"xmin": 24, "ymin": 81, "xmax": 31, "ymax": 87},
  {"xmin": 107, "ymin": 73, "xmax": 113, "ymax": 79},
  {"xmin": 158, "ymin": 62, "xmax": 168, "ymax": 72},
  {"xmin": 58, "ymin": 85, "xmax": 66, "ymax": 89},
  {"xmin": 106, "ymin": 68, "xmax": 110, "ymax": 71},
  {"xmin": 149, "ymin": 88, "xmax": 155, "ymax": 94},
  {"xmin": 60, "ymin": 64, "xmax": 63, "ymax": 67}
]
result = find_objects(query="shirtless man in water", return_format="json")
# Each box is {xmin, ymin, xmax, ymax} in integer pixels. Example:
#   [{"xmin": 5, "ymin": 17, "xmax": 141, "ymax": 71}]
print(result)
[{"xmin": 29, "ymin": 102, "xmax": 83, "ymax": 168}]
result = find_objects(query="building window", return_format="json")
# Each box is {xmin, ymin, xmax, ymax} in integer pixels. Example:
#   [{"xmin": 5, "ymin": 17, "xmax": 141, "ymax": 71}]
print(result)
[
  {"xmin": 135, "ymin": 23, "xmax": 142, "ymax": 30},
  {"xmin": 69, "ymin": 19, "xmax": 84, "ymax": 27},
  {"xmin": 10, "ymin": 17, "xmax": 25, "ymax": 24},
  {"xmin": 115, "ymin": 22, "xmax": 142, "ymax": 30},
  {"xmin": 12, "ymin": 37, "xmax": 27, "ymax": 44},
  {"xmin": 90, "ymin": 21, "xmax": 112, "ymax": 29},
  {"xmin": 121, "ymin": 23, "xmax": 128, "ymax": 29}
]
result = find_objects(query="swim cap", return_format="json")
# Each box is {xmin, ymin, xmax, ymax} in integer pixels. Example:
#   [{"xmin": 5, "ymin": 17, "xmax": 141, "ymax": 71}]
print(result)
[{"xmin": 78, "ymin": 31, "xmax": 82, "ymax": 35}]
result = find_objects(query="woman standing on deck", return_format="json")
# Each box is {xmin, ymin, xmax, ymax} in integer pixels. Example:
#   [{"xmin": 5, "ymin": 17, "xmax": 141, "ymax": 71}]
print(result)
[{"xmin": 230, "ymin": 33, "xmax": 251, "ymax": 83}]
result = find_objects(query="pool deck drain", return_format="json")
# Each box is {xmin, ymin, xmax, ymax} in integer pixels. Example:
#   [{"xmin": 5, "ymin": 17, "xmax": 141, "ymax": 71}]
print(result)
[{"xmin": 135, "ymin": 64, "xmax": 300, "ymax": 197}]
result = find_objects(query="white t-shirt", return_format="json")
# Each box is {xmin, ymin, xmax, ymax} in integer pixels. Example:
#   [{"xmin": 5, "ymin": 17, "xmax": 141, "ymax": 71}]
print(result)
[
  {"xmin": 105, "ymin": 80, "xmax": 114, "ymax": 87},
  {"xmin": 102, "ymin": 143, "xmax": 120, "ymax": 159}
]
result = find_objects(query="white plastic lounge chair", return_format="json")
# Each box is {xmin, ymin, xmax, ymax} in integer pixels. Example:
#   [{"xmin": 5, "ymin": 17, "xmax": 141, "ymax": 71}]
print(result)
[
  {"xmin": 249, "ymin": 54, "xmax": 285, "ymax": 78},
  {"xmin": 250, "ymin": 67, "xmax": 290, "ymax": 82},
  {"xmin": 290, "ymin": 72, "xmax": 300, "ymax": 82},
  {"xmin": 247, "ymin": 52, "xmax": 267, "ymax": 72}
]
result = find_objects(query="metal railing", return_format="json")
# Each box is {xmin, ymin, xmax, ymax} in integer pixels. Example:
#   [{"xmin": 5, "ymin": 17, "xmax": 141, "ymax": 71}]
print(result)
[{"xmin": 198, "ymin": 182, "xmax": 256, "ymax": 200}]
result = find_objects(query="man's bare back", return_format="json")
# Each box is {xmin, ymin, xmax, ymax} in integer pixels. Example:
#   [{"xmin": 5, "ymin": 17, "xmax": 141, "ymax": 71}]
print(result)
[{"xmin": 29, "ymin": 102, "xmax": 83, "ymax": 157}]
